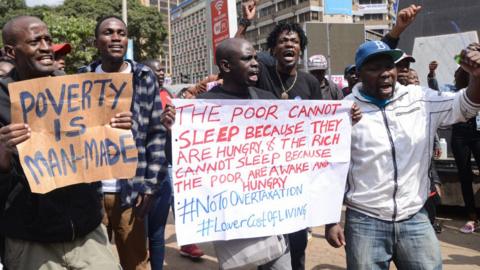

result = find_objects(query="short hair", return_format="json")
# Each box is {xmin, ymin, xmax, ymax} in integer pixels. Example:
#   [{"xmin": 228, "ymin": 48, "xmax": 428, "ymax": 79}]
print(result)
[
  {"xmin": 94, "ymin": 15, "xmax": 126, "ymax": 38},
  {"xmin": 267, "ymin": 22, "xmax": 308, "ymax": 55}
]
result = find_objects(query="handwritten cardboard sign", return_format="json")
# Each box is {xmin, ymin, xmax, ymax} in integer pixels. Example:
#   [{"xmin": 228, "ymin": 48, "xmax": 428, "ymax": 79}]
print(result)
[
  {"xmin": 172, "ymin": 99, "xmax": 352, "ymax": 245},
  {"xmin": 9, "ymin": 73, "xmax": 138, "ymax": 194}
]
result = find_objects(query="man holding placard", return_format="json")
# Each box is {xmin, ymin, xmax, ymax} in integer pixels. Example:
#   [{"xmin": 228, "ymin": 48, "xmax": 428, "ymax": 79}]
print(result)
[
  {"xmin": 161, "ymin": 38, "xmax": 293, "ymax": 270},
  {"xmin": 78, "ymin": 16, "xmax": 167, "ymax": 270},
  {"xmin": 0, "ymin": 16, "xmax": 125, "ymax": 269}
]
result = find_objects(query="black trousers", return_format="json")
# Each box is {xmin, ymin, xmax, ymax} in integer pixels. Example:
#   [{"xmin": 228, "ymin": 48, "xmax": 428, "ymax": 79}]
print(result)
[
  {"xmin": 287, "ymin": 228, "xmax": 307, "ymax": 270},
  {"xmin": 451, "ymin": 124, "xmax": 480, "ymax": 220}
]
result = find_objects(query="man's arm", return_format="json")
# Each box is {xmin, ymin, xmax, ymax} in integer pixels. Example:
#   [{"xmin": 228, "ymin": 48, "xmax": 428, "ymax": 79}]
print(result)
[
  {"xmin": 427, "ymin": 61, "xmax": 439, "ymax": 91},
  {"xmin": 462, "ymin": 43, "xmax": 480, "ymax": 103},
  {"xmin": 235, "ymin": 0, "xmax": 257, "ymax": 38},
  {"xmin": 381, "ymin": 5, "xmax": 421, "ymax": 49}
]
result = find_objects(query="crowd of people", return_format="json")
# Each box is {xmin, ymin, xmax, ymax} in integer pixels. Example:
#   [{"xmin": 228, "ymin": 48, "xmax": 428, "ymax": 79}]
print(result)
[{"xmin": 0, "ymin": 1, "xmax": 480, "ymax": 270}]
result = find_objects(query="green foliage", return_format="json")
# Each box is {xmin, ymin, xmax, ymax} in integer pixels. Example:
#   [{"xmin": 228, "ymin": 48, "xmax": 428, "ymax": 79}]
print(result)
[
  {"xmin": 42, "ymin": 12, "xmax": 97, "ymax": 74},
  {"xmin": 1, "ymin": 0, "xmax": 166, "ymax": 66},
  {"xmin": 59, "ymin": 0, "xmax": 167, "ymax": 61}
]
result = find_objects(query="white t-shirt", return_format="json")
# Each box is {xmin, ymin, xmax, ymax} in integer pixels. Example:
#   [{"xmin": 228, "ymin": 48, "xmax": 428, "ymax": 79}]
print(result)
[{"xmin": 96, "ymin": 62, "xmax": 132, "ymax": 193}]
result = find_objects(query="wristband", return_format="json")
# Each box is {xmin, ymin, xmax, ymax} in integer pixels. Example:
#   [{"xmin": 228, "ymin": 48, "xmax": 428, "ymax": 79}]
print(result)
[{"xmin": 239, "ymin": 18, "xmax": 251, "ymax": 27}]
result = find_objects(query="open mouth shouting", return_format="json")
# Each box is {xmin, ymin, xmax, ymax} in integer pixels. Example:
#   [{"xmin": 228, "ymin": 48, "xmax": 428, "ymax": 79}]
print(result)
[
  {"xmin": 282, "ymin": 49, "xmax": 297, "ymax": 63},
  {"xmin": 378, "ymin": 81, "xmax": 394, "ymax": 96},
  {"xmin": 247, "ymin": 69, "xmax": 259, "ymax": 83}
]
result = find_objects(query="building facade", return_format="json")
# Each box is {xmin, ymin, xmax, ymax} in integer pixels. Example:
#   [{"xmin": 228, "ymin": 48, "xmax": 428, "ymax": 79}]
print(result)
[
  {"xmin": 142, "ymin": 0, "xmax": 181, "ymax": 75},
  {"xmin": 353, "ymin": 0, "xmax": 397, "ymax": 35},
  {"xmin": 168, "ymin": 0, "xmax": 395, "ymax": 84},
  {"xmin": 170, "ymin": 0, "xmax": 209, "ymax": 84},
  {"xmin": 244, "ymin": 0, "xmax": 394, "ymax": 50}
]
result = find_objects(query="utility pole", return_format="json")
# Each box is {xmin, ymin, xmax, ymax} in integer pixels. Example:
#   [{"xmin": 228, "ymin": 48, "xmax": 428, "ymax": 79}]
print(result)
[
  {"xmin": 167, "ymin": 0, "xmax": 173, "ymax": 75},
  {"xmin": 122, "ymin": 0, "xmax": 128, "ymax": 25}
]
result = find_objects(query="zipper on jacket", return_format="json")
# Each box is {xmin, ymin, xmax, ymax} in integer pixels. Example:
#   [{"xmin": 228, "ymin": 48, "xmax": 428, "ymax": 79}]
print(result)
[
  {"xmin": 381, "ymin": 108, "xmax": 399, "ymax": 221},
  {"xmin": 70, "ymin": 220, "xmax": 75, "ymax": 241}
]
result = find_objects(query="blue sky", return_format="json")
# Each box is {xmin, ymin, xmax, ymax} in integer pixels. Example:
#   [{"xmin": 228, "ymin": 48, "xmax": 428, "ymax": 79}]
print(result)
[{"xmin": 26, "ymin": 0, "xmax": 64, "ymax": 7}]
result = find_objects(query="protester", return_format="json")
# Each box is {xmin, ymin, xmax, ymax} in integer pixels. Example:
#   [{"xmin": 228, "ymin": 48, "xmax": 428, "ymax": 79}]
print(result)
[
  {"xmin": 342, "ymin": 64, "xmax": 357, "ymax": 96},
  {"xmin": 307, "ymin": 54, "xmax": 344, "ymax": 99},
  {"xmin": 325, "ymin": 40, "xmax": 480, "ymax": 269},
  {"xmin": 426, "ymin": 63, "xmax": 480, "ymax": 233},
  {"xmin": 428, "ymin": 60, "xmax": 440, "ymax": 90},
  {"xmin": 0, "ymin": 15, "xmax": 127, "ymax": 270},
  {"xmin": 236, "ymin": 2, "xmax": 364, "ymax": 268},
  {"xmin": 238, "ymin": 19, "xmax": 322, "ymax": 270},
  {"xmin": 395, "ymin": 52, "xmax": 416, "ymax": 86},
  {"xmin": 407, "ymin": 68, "xmax": 420, "ymax": 85},
  {"xmin": 0, "ymin": 57, "xmax": 14, "ymax": 78},
  {"xmin": 161, "ymin": 37, "xmax": 291, "ymax": 270},
  {"xmin": 52, "ymin": 43, "xmax": 71, "ymax": 71},
  {"xmin": 78, "ymin": 16, "xmax": 168, "ymax": 270},
  {"xmin": 449, "ymin": 67, "xmax": 480, "ymax": 233}
]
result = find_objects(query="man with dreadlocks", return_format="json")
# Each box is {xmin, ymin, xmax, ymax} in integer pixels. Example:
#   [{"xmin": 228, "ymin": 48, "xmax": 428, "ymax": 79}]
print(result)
[{"xmin": 235, "ymin": 2, "xmax": 361, "ymax": 269}]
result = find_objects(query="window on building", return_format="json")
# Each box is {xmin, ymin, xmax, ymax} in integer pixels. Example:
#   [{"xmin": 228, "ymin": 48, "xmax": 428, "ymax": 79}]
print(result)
[
  {"xmin": 364, "ymin": 14, "xmax": 383, "ymax": 21},
  {"xmin": 277, "ymin": 0, "xmax": 295, "ymax": 11},
  {"xmin": 359, "ymin": 0, "xmax": 383, "ymax": 4},
  {"xmin": 311, "ymin": 11, "xmax": 319, "ymax": 20},
  {"xmin": 259, "ymin": 5, "xmax": 275, "ymax": 18},
  {"xmin": 298, "ymin": 12, "xmax": 311, "ymax": 22}
]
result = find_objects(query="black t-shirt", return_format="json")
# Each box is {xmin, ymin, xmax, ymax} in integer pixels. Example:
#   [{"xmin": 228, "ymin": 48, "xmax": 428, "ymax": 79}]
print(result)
[
  {"xmin": 256, "ymin": 60, "xmax": 323, "ymax": 100},
  {"xmin": 197, "ymin": 85, "xmax": 277, "ymax": 100}
]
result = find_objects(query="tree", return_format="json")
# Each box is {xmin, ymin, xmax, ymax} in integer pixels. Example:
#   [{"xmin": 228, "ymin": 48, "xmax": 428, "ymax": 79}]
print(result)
[
  {"xmin": 1, "ymin": 0, "xmax": 166, "ymax": 63},
  {"xmin": 42, "ymin": 12, "xmax": 97, "ymax": 74},
  {"xmin": 59, "ymin": 0, "xmax": 166, "ymax": 61}
]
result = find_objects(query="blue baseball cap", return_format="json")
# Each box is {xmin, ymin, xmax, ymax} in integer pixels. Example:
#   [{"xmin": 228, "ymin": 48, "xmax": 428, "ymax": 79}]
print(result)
[{"xmin": 355, "ymin": 41, "xmax": 403, "ymax": 70}]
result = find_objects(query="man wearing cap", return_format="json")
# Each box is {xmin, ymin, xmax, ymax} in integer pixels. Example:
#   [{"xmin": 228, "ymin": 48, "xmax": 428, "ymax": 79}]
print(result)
[
  {"xmin": 395, "ymin": 52, "xmax": 416, "ymax": 86},
  {"xmin": 52, "ymin": 43, "xmax": 71, "ymax": 71},
  {"xmin": 342, "ymin": 64, "xmax": 357, "ymax": 96},
  {"xmin": 325, "ymin": 40, "xmax": 480, "ymax": 269},
  {"xmin": 307, "ymin": 54, "xmax": 343, "ymax": 100}
]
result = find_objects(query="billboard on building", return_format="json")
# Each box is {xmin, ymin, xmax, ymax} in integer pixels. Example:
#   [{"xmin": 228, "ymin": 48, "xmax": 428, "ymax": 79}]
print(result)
[
  {"xmin": 324, "ymin": 0, "xmax": 352, "ymax": 15},
  {"xmin": 209, "ymin": 0, "xmax": 237, "ymax": 63}
]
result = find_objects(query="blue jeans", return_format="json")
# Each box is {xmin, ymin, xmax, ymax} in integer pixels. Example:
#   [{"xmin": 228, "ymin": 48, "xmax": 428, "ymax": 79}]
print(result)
[
  {"xmin": 147, "ymin": 169, "xmax": 173, "ymax": 270},
  {"xmin": 345, "ymin": 208, "xmax": 442, "ymax": 270}
]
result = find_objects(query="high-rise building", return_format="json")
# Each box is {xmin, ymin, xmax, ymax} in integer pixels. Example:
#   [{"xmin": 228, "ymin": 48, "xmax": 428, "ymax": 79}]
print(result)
[
  {"xmin": 244, "ymin": 0, "xmax": 395, "ymax": 50},
  {"xmin": 168, "ymin": 0, "xmax": 395, "ymax": 84},
  {"xmin": 170, "ymin": 0, "xmax": 209, "ymax": 84},
  {"xmin": 141, "ymin": 0, "xmax": 181, "ymax": 75},
  {"xmin": 353, "ymin": 0, "xmax": 397, "ymax": 35}
]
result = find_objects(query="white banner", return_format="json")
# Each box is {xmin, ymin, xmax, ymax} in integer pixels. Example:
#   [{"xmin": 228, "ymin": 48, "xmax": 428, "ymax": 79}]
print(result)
[{"xmin": 172, "ymin": 99, "xmax": 352, "ymax": 245}]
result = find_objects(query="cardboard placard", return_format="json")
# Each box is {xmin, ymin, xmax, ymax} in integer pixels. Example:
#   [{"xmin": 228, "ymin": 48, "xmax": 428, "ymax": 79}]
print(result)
[{"xmin": 9, "ymin": 73, "xmax": 138, "ymax": 194}]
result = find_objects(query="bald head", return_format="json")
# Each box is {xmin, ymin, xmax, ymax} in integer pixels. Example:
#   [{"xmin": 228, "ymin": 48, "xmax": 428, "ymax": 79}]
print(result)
[
  {"xmin": 216, "ymin": 38, "xmax": 252, "ymax": 65},
  {"xmin": 215, "ymin": 38, "xmax": 258, "ymax": 89},
  {"xmin": 2, "ymin": 16, "xmax": 45, "ymax": 46}
]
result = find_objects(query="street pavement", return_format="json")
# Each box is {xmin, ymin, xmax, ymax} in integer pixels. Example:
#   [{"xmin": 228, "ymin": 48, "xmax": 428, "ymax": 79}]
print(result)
[{"xmin": 161, "ymin": 209, "xmax": 480, "ymax": 270}]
